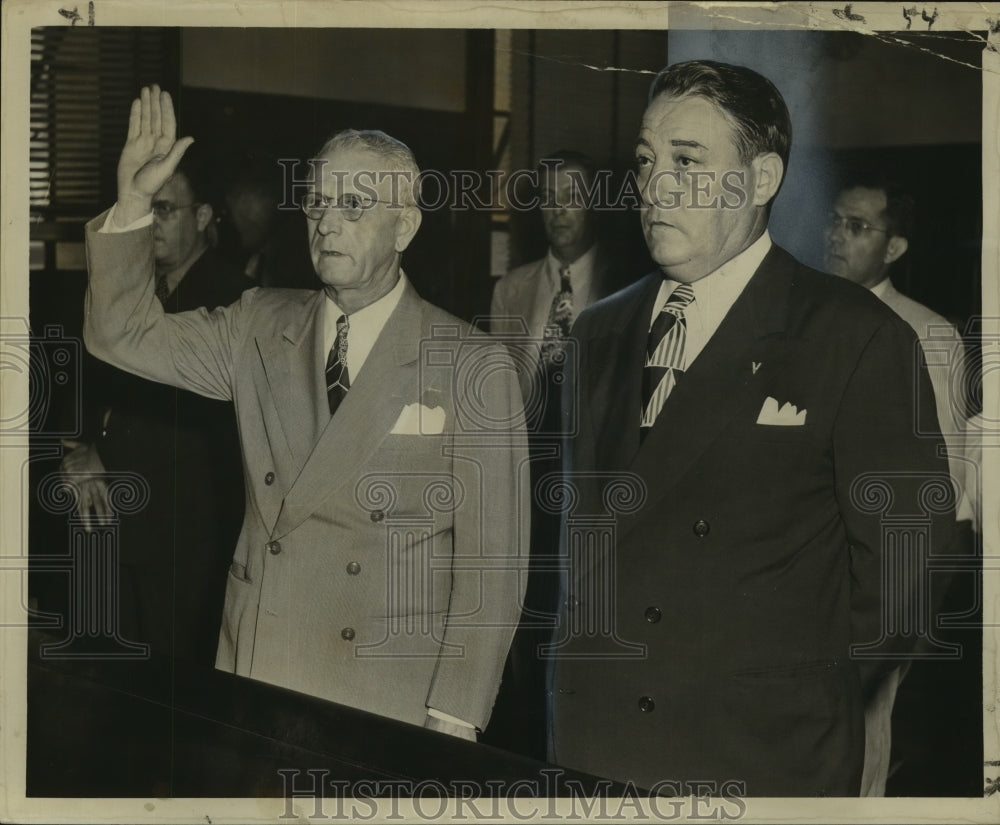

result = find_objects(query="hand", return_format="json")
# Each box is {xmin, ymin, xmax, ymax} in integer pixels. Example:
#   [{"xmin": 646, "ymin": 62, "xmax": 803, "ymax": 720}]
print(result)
[
  {"xmin": 59, "ymin": 440, "xmax": 110, "ymax": 532},
  {"xmin": 115, "ymin": 84, "xmax": 194, "ymax": 225},
  {"xmin": 423, "ymin": 714, "xmax": 477, "ymax": 742}
]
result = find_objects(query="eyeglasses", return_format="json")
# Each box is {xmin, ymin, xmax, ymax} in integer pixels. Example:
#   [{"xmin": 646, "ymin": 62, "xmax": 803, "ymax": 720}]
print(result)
[
  {"xmin": 151, "ymin": 200, "xmax": 202, "ymax": 220},
  {"xmin": 825, "ymin": 211, "xmax": 889, "ymax": 238},
  {"xmin": 300, "ymin": 191, "xmax": 390, "ymax": 221}
]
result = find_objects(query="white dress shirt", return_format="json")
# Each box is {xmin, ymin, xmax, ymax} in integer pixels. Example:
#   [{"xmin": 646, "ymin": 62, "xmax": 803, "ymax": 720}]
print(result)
[
  {"xmin": 323, "ymin": 274, "xmax": 406, "ymax": 383},
  {"xmin": 538, "ymin": 243, "xmax": 599, "ymax": 326},
  {"xmin": 648, "ymin": 231, "xmax": 773, "ymax": 369}
]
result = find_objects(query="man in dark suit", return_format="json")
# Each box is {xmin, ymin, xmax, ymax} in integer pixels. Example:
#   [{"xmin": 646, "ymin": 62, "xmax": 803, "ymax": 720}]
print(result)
[
  {"xmin": 60, "ymin": 146, "xmax": 248, "ymax": 666},
  {"xmin": 548, "ymin": 61, "xmax": 958, "ymax": 796}
]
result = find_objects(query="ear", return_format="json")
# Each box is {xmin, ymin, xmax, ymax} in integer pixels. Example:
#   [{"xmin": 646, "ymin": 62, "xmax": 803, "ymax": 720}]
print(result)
[
  {"xmin": 394, "ymin": 205, "xmax": 423, "ymax": 253},
  {"xmin": 749, "ymin": 153, "xmax": 784, "ymax": 207},
  {"xmin": 884, "ymin": 236, "xmax": 908, "ymax": 264},
  {"xmin": 195, "ymin": 202, "xmax": 214, "ymax": 233}
]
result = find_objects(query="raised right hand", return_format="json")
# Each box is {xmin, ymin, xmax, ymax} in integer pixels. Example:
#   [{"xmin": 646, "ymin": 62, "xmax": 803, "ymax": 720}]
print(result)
[{"xmin": 115, "ymin": 84, "xmax": 194, "ymax": 225}]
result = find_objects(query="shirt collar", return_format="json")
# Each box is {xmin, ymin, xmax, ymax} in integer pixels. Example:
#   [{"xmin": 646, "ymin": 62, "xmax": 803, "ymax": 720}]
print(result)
[
  {"xmin": 686, "ymin": 230, "xmax": 772, "ymax": 307},
  {"xmin": 324, "ymin": 271, "xmax": 407, "ymax": 358},
  {"xmin": 546, "ymin": 243, "xmax": 597, "ymax": 285},
  {"xmin": 869, "ymin": 277, "xmax": 892, "ymax": 299}
]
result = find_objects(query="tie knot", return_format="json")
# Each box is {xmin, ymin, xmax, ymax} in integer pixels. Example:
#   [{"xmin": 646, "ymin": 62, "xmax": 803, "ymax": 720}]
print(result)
[
  {"xmin": 666, "ymin": 283, "xmax": 695, "ymax": 308},
  {"xmin": 658, "ymin": 283, "xmax": 694, "ymax": 319},
  {"xmin": 559, "ymin": 266, "xmax": 572, "ymax": 291},
  {"xmin": 336, "ymin": 314, "xmax": 349, "ymax": 335}
]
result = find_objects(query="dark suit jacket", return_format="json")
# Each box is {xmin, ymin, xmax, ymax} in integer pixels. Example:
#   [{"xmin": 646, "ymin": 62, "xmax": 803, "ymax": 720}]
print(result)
[
  {"xmin": 90, "ymin": 246, "xmax": 249, "ymax": 665},
  {"xmin": 549, "ymin": 245, "xmax": 957, "ymax": 796}
]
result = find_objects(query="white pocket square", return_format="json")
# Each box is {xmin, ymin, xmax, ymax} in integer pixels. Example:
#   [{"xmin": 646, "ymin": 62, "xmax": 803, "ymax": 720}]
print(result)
[
  {"xmin": 755, "ymin": 396, "xmax": 807, "ymax": 426},
  {"xmin": 390, "ymin": 402, "xmax": 446, "ymax": 435}
]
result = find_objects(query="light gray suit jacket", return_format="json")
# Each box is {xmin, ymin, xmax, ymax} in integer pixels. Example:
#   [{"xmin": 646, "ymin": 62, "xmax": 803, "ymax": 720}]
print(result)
[{"xmin": 84, "ymin": 212, "xmax": 529, "ymax": 731}]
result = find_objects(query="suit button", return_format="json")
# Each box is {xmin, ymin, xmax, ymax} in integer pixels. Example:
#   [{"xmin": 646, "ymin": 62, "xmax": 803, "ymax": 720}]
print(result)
[
  {"xmin": 693, "ymin": 519, "xmax": 710, "ymax": 537},
  {"xmin": 638, "ymin": 695, "xmax": 655, "ymax": 713},
  {"xmin": 644, "ymin": 606, "xmax": 662, "ymax": 623},
  {"xmin": 346, "ymin": 561, "xmax": 361, "ymax": 575},
  {"xmin": 341, "ymin": 627, "xmax": 355, "ymax": 641},
  {"xmin": 267, "ymin": 541, "xmax": 282, "ymax": 555},
  {"xmin": 370, "ymin": 510, "xmax": 385, "ymax": 523},
  {"xmin": 264, "ymin": 471, "xmax": 275, "ymax": 485}
]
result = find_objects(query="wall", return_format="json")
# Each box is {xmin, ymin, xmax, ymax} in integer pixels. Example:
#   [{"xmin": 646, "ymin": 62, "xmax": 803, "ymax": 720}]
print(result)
[{"xmin": 182, "ymin": 28, "xmax": 466, "ymax": 112}]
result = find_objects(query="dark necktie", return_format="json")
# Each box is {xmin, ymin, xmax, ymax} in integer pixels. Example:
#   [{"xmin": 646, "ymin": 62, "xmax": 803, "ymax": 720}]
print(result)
[
  {"xmin": 154, "ymin": 274, "xmax": 170, "ymax": 306},
  {"xmin": 541, "ymin": 265, "xmax": 573, "ymax": 367},
  {"xmin": 326, "ymin": 314, "xmax": 350, "ymax": 416},
  {"xmin": 641, "ymin": 283, "xmax": 695, "ymax": 432}
]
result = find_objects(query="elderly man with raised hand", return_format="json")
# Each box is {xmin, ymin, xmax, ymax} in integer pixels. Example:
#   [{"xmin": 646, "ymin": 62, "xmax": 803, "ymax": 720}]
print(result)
[{"xmin": 84, "ymin": 85, "xmax": 528, "ymax": 740}]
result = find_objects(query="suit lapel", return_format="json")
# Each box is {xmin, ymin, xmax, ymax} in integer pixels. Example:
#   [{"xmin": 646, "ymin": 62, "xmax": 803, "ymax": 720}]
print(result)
[
  {"xmin": 273, "ymin": 282, "xmax": 423, "ymax": 537},
  {"xmin": 621, "ymin": 248, "xmax": 794, "ymax": 537},
  {"xmin": 588, "ymin": 274, "xmax": 662, "ymax": 473},
  {"xmin": 255, "ymin": 290, "xmax": 328, "ymax": 472}
]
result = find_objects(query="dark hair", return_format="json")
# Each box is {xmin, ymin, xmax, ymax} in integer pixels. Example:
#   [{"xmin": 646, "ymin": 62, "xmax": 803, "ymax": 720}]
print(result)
[
  {"xmin": 837, "ymin": 168, "xmax": 916, "ymax": 240},
  {"xmin": 173, "ymin": 142, "xmax": 222, "ymax": 213},
  {"xmin": 648, "ymin": 60, "xmax": 792, "ymax": 171}
]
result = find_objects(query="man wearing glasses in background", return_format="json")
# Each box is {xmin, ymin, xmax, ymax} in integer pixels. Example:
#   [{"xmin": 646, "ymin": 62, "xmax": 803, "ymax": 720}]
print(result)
[
  {"xmin": 823, "ymin": 171, "xmax": 974, "ymax": 795},
  {"xmin": 82, "ymin": 85, "xmax": 527, "ymax": 739},
  {"xmin": 824, "ymin": 171, "xmax": 969, "ymax": 491},
  {"xmin": 60, "ymin": 143, "xmax": 247, "ymax": 667}
]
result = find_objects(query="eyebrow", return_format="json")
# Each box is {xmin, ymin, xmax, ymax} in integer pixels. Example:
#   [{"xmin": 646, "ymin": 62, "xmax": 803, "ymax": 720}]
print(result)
[
  {"xmin": 670, "ymin": 139, "xmax": 707, "ymax": 150},
  {"xmin": 634, "ymin": 136, "xmax": 708, "ymax": 152}
]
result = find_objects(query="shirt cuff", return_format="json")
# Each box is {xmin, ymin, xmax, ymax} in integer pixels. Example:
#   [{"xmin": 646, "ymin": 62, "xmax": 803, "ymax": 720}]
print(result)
[
  {"xmin": 426, "ymin": 708, "xmax": 476, "ymax": 729},
  {"xmin": 99, "ymin": 203, "xmax": 154, "ymax": 233}
]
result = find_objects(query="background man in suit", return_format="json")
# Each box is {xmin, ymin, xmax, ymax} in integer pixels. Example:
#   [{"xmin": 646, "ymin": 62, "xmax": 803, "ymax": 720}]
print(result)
[
  {"xmin": 549, "ymin": 61, "xmax": 957, "ymax": 795},
  {"xmin": 83, "ymin": 85, "xmax": 527, "ymax": 740},
  {"xmin": 823, "ymin": 171, "xmax": 975, "ymax": 794},
  {"xmin": 824, "ymin": 172, "xmax": 970, "ymax": 509},
  {"xmin": 484, "ymin": 151, "xmax": 619, "ymax": 757},
  {"xmin": 490, "ymin": 150, "xmax": 613, "ymax": 346},
  {"xmin": 59, "ymin": 146, "xmax": 247, "ymax": 666}
]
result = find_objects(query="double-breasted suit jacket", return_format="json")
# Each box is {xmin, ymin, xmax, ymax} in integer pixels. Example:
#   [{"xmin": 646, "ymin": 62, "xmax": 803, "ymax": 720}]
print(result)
[
  {"xmin": 84, "ymin": 213, "xmax": 529, "ymax": 731},
  {"xmin": 550, "ymin": 245, "xmax": 957, "ymax": 795}
]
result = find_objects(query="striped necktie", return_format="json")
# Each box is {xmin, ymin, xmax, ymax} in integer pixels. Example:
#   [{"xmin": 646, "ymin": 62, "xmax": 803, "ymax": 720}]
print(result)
[
  {"xmin": 326, "ymin": 314, "xmax": 350, "ymax": 416},
  {"xmin": 641, "ymin": 283, "xmax": 695, "ymax": 433}
]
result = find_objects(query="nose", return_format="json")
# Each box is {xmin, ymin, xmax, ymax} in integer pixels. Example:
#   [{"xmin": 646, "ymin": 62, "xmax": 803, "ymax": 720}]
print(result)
[
  {"xmin": 825, "ymin": 215, "xmax": 848, "ymax": 242},
  {"xmin": 638, "ymin": 165, "xmax": 662, "ymax": 209},
  {"xmin": 315, "ymin": 205, "xmax": 344, "ymax": 235}
]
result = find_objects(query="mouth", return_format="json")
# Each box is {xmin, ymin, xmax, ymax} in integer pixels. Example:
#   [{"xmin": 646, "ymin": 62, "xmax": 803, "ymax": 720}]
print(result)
[{"xmin": 646, "ymin": 218, "xmax": 675, "ymax": 231}]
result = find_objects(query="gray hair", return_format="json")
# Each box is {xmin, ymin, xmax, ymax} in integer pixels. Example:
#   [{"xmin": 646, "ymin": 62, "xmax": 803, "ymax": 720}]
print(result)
[{"xmin": 315, "ymin": 129, "xmax": 422, "ymax": 207}]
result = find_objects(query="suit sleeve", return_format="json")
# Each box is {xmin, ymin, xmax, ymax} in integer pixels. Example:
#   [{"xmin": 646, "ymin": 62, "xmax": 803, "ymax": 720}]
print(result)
[
  {"xmin": 833, "ymin": 315, "xmax": 959, "ymax": 696},
  {"xmin": 83, "ymin": 210, "xmax": 254, "ymax": 402},
  {"xmin": 425, "ymin": 341, "xmax": 530, "ymax": 730}
]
